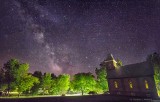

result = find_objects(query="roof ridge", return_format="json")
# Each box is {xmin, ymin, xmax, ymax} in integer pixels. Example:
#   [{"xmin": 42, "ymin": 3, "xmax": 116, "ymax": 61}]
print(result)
[{"xmin": 121, "ymin": 61, "xmax": 147, "ymax": 68}]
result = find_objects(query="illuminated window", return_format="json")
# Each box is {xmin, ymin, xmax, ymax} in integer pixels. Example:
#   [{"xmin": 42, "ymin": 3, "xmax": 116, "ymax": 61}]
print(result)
[
  {"xmin": 129, "ymin": 81, "xmax": 133, "ymax": 89},
  {"xmin": 114, "ymin": 81, "xmax": 118, "ymax": 88},
  {"xmin": 145, "ymin": 80, "xmax": 149, "ymax": 89}
]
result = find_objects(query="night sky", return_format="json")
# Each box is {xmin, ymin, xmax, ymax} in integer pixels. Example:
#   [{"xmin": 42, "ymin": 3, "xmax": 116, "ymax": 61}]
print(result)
[{"xmin": 0, "ymin": 0, "xmax": 160, "ymax": 75}]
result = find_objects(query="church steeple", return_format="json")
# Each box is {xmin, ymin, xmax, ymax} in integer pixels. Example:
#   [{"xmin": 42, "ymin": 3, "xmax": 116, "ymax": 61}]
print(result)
[
  {"xmin": 106, "ymin": 54, "xmax": 114, "ymax": 61},
  {"xmin": 100, "ymin": 54, "xmax": 117, "ymax": 70}
]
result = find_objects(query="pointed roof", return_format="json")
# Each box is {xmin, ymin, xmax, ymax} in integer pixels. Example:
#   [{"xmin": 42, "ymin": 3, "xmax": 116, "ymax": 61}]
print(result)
[
  {"xmin": 106, "ymin": 54, "xmax": 114, "ymax": 61},
  {"xmin": 100, "ymin": 54, "xmax": 117, "ymax": 67}
]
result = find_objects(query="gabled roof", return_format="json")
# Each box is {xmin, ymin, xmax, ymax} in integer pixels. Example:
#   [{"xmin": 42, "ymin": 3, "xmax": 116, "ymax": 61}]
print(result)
[
  {"xmin": 106, "ymin": 54, "xmax": 114, "ymax": 61},
  {"xmin": 107, "ymin": 61, "xmax": 154, "ymax": 79}
]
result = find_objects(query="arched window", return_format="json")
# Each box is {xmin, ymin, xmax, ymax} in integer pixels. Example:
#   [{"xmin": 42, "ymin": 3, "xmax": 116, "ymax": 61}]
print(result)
[
  {"xmin": 114, "ymin": 81, "xmax": 118, "ymax": 88},
  {"xmin": 129, "ymin": 81, "xmax": 133, "ymax": 89},
  {"xmin": 145, "ymin": 80, "xmax": 149, "ymax": 89}
]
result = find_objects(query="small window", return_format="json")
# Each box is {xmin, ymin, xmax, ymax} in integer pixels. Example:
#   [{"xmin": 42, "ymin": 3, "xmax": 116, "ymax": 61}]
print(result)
[
  {"xmin": 129, "ymin": 81, "xmax": 133, "ymax": 89},
  {"xmin": 114, "ymin": 81, "xmax": 118, "ymax": 88},
  {"xmin": 145, "ymin": 80, "xmax": 149, "ymax": 89}
]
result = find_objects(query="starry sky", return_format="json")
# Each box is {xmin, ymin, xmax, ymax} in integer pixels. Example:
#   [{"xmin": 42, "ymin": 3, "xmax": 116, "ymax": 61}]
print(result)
[{"xmin": 0, "ymin": 0, "xmax": 160, "ymax": 75}]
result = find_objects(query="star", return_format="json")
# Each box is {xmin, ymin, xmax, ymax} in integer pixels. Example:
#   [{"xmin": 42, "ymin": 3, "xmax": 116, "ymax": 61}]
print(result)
[{"xmin": 0, "ymin": 0, "xmax": 159, "ymax": 75}]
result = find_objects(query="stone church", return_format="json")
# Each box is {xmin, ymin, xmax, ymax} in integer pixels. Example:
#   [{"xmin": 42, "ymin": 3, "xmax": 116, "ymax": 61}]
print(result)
[{"xmin": 100, "ymin": 54, "xmax": 158, "ymax": 98}]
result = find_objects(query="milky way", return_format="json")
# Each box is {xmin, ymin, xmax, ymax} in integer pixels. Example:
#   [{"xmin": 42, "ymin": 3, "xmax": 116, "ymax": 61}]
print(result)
[{"xmin": 0, "ymin": 0, "xmax": 160, "ymax": 75}]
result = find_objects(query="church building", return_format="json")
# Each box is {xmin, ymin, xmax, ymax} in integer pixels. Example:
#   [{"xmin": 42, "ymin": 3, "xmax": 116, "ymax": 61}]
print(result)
[{"xmin": 100, "ymin": 54, "xmax": 158, "ymax": 98}]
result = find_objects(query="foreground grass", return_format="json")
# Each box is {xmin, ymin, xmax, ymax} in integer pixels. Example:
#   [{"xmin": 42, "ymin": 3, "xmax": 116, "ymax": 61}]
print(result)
[
  {"xmin": 0, "ymin": 94, "xmax": 154, "ymax": 102},
  {"xmin": 0, "ymin": 93, "xmax": 88, "ymax": 98}
]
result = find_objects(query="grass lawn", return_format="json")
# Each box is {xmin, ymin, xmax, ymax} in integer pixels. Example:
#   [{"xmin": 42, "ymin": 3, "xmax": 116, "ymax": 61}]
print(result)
[{"xmin": 0, "ymin": 94, "xmax": 154, "ymax": 102}]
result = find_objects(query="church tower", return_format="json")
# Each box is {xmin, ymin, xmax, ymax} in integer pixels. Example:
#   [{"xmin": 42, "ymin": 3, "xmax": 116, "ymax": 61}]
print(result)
[{"xmin": 100, "ymin": 54, "xmax": 117, "ymax": 70}]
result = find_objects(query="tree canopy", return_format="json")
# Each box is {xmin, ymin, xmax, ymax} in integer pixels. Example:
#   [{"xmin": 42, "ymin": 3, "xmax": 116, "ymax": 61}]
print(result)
[
  {"xmin": 1, "ymin": 58, "xmax": 109, "ymax": 96},
  {"xmin": 2, "ymin": 59, "xmax": 39, "ymax": 96},
  {"xmin": 41, "ymin": 73, "xmax": 52, "ymax": 94},
  {"xmin": 50, "ymin": 74, "xmax": 70, "ymax": 95},
  {"xmin": 3, "ymin": 59, "xmax": 20, "ymax": 95},
  {"xmin": 95, "ymin": 67, "xmax": 108, "ymax": 93},
  {"xmin": 71, "ymin": 73, "xmax": 96, "ymax": 95},
  {"xmin": 30, "ymin": 71, "xmax": 43, "ymax": 95},
  {"xmin": 14, "ymin": 64, "xmax": 39, "ymax": 96}
]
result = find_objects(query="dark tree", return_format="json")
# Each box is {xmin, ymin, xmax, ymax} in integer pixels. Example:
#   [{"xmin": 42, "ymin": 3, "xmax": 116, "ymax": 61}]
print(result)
[
  {"xmin": 3, "ymin": 59, "xmax": 19, "ymax": 95},
  {"xmin": 30, "ymin": 71, "xmax": 43, "ymax": 95},
  {"xmin": 32, "ymin": 71, "xmax": 43, "ymax": 79},
  {"xmin": 51, "ymin": 73, "xmax": 57, "ymax": 79},
  {"xmin": 0, "ymin": 68, "xmax": 6, "ymax": 90}
]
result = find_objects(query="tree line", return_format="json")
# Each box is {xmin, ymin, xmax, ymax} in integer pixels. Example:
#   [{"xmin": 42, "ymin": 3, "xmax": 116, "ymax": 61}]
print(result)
[
  {"xmin": 0, "ymin": 59, "xmax": 108, "ymax": 97},
  {"xmin": 1, "ymin": 52, "xmax": 160, "ymax": 97}
]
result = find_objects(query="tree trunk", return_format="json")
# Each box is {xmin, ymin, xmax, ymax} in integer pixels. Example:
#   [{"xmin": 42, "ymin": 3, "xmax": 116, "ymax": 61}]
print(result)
[
  {"xmin": 7, "ymin": 90, "xmax": 10, "ymax": 97},
  {"xmin": 7, "ymin": 82, "xmax": 10, "ymax": 97},
  {"xmin": 81, "ymin": 90, "xmax": 83, "ymax": 95},
  {"xmin": 43, "ymin": 88, "xmax": 45, "ymax": 95},
  {"xmin": 18, "ymin": 92, "xmax": 20, "ymax": 97}
]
